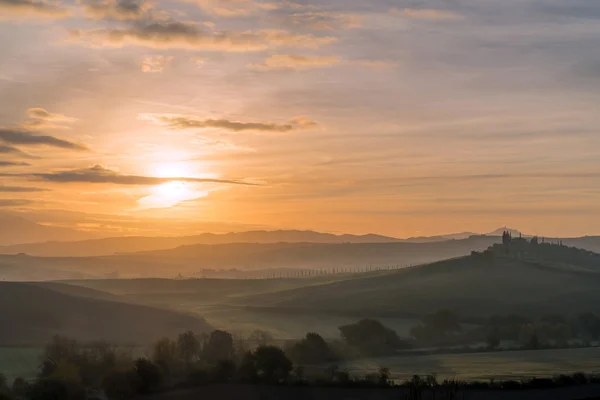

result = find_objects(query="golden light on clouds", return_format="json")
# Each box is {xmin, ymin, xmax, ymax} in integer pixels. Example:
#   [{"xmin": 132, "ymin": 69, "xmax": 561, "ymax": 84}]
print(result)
[{"xmin": 2, "ymin": 0, "xmax": 600, "ymax": 239}]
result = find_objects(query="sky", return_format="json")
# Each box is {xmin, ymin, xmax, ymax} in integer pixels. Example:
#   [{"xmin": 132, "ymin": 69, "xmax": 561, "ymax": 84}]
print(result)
[{"xmin": 1, "ymin": 0, "xmax": 600, "ymax": 238}]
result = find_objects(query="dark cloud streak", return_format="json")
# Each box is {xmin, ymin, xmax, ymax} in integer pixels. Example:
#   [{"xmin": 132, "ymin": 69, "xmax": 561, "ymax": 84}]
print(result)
[
  {"xmin": 24, "ymin": 165, "xmax": 257, "ymax": 186},
  {"xmin": 0, "ymin": 128, "xmax": 87, "ymax": 151}
]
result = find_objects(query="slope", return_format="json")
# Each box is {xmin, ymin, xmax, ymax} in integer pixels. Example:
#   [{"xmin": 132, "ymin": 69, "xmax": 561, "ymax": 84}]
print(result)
[
  {"xmin": 235, "ymin": 248, "xmax": 600, "ymax": 318},
  {"xmin": 0, "ymin": 237, "xmax": 501, "ymax": 279},
  {"xmin": 0, "ymin": 282, "xmax": 211, "ymax": 345}
]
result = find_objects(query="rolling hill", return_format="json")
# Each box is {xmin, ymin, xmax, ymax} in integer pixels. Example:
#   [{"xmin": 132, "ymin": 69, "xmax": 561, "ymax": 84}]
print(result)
[
  {"xmin": 0, "ymin": 282, "xmax": 211, "ymax": 345},
  {"xmin": 0, "ymin": 237, "xmax": 502, "ymax": 280},
  {"xmin": 234, "ymin": 244, "xmax": 600, "ymax": 318}
]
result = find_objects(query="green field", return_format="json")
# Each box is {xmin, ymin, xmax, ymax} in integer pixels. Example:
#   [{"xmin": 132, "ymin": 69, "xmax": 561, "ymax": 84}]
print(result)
[
  {"xmin": 0, "ymin": 347, "xmax": 43, "ymax": 383},
  {"xmin": 5, "ymin": 346, "xmax": 600, "ymax": 385},
  {"xmin": 339, "ymin": 347, "xmax": 600, "ymax": 381}
]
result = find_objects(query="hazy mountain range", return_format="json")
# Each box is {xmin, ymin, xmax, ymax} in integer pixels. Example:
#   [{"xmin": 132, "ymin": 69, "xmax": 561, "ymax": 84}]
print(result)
[{"xmin": 0, "ymin": 212, "xmax": 550, "ymax": 257}]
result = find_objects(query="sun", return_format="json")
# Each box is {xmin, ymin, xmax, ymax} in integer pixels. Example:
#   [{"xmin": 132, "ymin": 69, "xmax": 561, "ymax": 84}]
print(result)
[
  {"xmin": 138, "ymin": 181, "xmax": 208, "ymax": 209},
  {"xmin": 151, "ymin": 161, "xmax": 191, "ymax": 178}
]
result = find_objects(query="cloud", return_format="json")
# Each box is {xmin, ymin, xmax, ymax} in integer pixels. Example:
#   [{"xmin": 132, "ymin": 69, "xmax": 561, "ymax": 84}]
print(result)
[
  {"xmin": 351, "ymin": 60, "xmax": 398, "ymax": 70},
  {"xmin": 68, "ymin": 22, "xmax": 336, "ymax": 51},
  {"xmin": 0, "ymin": 161, "xmax": 31, "ymax": 167},
  {"xmin": 80, "ymin": 0, "xmax": 152, "ymax": 21},
  {"xmin": 0, "ymin": 199, "xmax": 34, "ymax": 207},
  {"xmin": 285, "ymin": 11, "xmax": 362, "ymax": 31},
  {"xmin": 0, "ymin": 0, "xmax": 71, "ymax": 19},
  {"xmin": 0, "ymin": 128, "xmax": 88, "ymax": 150},
  {"xmin": 26, "ymin": 107, "xmax": 77, "ymax": 122},
  {"xmin": 26, "ymin": 165, "xmax": 256, "ymax": 185},
  {"xmin": 0, "ymin": 186, "xmax": 48, "ymax": 192},
  {"xmin": 23, "ymin": 107, "xmax": 78, "ymax": 130},
  {"xmin": 141, "ymin": 55, "xmax": 173, "ymax": 72},
  {"xmin": 393, "ymin": 8, "xmax": 464, "ymax": 21},
  {"xmin": 183, "ymin": 0, "xmax": 312, "ymax": 18},
  {"xmin": 251, "ymin": 54, "xmax": 340, "ymax": 70},
  {"xmin": 0, "ymin": 144, "xmax": 37, "ymax": 158},
  {"xmin": 140, "ymin": 113, "xmax": 318, "ymax": 132}
]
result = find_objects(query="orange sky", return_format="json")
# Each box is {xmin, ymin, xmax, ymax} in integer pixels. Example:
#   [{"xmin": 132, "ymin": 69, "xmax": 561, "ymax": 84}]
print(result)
[{"xmin": 1, "ymin": 0, "xmax": 600, "ymax": 238}]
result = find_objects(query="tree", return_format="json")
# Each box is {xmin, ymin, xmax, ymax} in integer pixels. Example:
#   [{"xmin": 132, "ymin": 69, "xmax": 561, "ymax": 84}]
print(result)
[
  {"xmin": 177, "ymin": 331, "xmax": 200, "ymax": 366},
  {"xmin": 486, "ymin": 328, "xmax": 500, "ymax": 350},
  {"xmin": 339, "ymin": 319, "xmax": 406, "ymax": 356},
  {"xmin": 0, "ymin": 374, "xmax": 8, "ymax": 395},
  {"xmin": 102, "ymin": 371, "xmax": 138, "ymax": 400},
  {"xmin": 528, "ymin": 332, "xmax": 540, "ymax": 350},
  {"xmin": 134, "ymin": 359, "xmax": 163, "ymax": 394},
  {"xmin": 240, "ymin": 346, "xmax": 293, "ymax": 383},
  {"xmin": 286, "ymin": 332, "xmax": 335, "ymax": 365},
  {"xmin": 203, "ymin": 330, "xmax": 234, "ymax": 364},
  {"xmin": 29, "ymin": 379, "xmax": 85, "ymax": 400},
  {"xmin": 11, "ymin": 378, "xmax": 29, "ymax": 399},
  {"xmin": 248, "ymin": 330, "xmax": 273, "ymax": 347},
  {"xmin": 152, "ymin": 338, "xmax": 177, "ymax": 372},
  {"xmin": 410, "ymin": 309, "xmax": 462, "ymax": 345}
]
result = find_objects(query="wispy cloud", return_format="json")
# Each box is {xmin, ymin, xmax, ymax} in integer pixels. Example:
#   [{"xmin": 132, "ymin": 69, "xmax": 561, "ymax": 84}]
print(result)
[
  {"xmin": 0, "ymin": 199, "xmax": 34, "ymax": 207},
  {"xmin": 141, "ymin": 113, "xmax": 318, "ymax": 132},
  {"xmin": 141, "ymin": 55, "xmax": 173, "ymax": 72},
  {"xmin": 285, "ymin": 11, "xmax": 362, "ymax": 31},
  {"xmin": 0, "ymin": 186, "xmax": 48, "ymax": 192},
  {"xmin": 0, "ymin": 128, "xmax": 87, "ymax": 150},
  {"xmin": 68, "ymin": 22, "xmax": 336, "ymax": 51},
  {"xmin": 0, "ymin": 0, "xmax": 71, "ymax": 19},
  {"xmin": 80, "ymin": 0, "xmax": 152, "ymax": 21},
  {"xmin": 183, "ymin": 0, "xmax": 312, "ymax": 18},
  {"xmin": 0, "ymin": 161, "xmax": 31, "ymax": 167},
  {"xmin": 251, "ymin": 54, "xmax": 340, "ymax": 70},
  {"xmin": 393, "ymin": 8, "xmax": 464, "ymax": 21},
  {"xmin": 0, "ymin": 144, "xmax": 37, "ymax": 158},
  {"xmin": 23, "ymin": 107, "xmax": 78, "ymax": 130},
  {"xmin": 24, "ymin": 165, "xmax": 256, "ymax": 185}
]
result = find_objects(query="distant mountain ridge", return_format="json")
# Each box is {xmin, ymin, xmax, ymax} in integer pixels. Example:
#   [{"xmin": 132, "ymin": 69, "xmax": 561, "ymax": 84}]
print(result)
[{"xmin": 0, "ymin": 224, "xmax": 526, "ymax": 257}]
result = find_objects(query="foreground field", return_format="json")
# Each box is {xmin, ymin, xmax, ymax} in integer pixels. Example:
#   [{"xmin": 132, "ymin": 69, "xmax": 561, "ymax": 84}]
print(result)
[
  {"xmin": 340, "ymin": 347, "xmax": 600, "ymax": 381},
  {"xmin": 5, "ymin": 346, "xmax": 600, "ymax": 386}
]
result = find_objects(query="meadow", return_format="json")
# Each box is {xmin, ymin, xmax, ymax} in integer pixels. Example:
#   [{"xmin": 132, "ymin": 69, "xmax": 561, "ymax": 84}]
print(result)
[
  {"xmin": 5, "ymin": 346, "xmax": 600, "ymax": 386},
  {"xmin": 339, "ymin": 347, "xmax": 600, "ymax": 382}
]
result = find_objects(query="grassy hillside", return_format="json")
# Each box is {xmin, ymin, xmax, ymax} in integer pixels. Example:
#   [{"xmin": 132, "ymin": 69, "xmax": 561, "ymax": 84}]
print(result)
[
  {"xmin": 0, "ymin": 282, "xmax": 211, "ymax": 345},
  {"xmin": 235, "ymin": 248, "xmax": 600, "ymax": 318}
]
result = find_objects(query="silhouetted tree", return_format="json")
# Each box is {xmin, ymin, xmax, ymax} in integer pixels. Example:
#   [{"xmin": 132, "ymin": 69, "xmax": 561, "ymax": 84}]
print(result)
[
  {"xmin": 152, "ymin": 338, "xmax": 177, "ymax": 374},
  {"xmin": 339, "ymin": 319, "xmax": 407, "ymax": 356},
  {"xmin": 102, "ymin": 371, "xmax": 138, "ymax": 400},
  {"xmin": 11, "ymin": 377, "xmax": 29, "ymax": 399},
  {"xmin": 248, "ymin": 330, "xmax": 273, "ymax": 347},
  {"xmin": 134, "ymin": 359, "xmax": 163, "ymax": 394},
  {"xmin": 29, "ymin": 379, "xmax": 85, "ymax": 400},
  {"xmin": 203, "ymin": 330, "xmax": 234, "ymax": 364},
  {"xmin": 177, "ymin": 331, "xmax": 200, "ymax": 366},
  {"xmin": 286, "ymin": 332, "xmax": 336, "ymax": 365},
  {"xmin": 240, "ymin": 346, "xmax": 293, "ymax": 383}
]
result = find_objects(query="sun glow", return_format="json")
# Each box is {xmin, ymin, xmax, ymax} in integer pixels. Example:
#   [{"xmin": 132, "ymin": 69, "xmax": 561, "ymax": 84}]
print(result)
[
  {"xmin": 151, "ymin": 161, "xmax": 192, "ymax": 178},
  {"xmin": 138, "ymin": 181, "xmax": 208, "ymax": 209}
]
